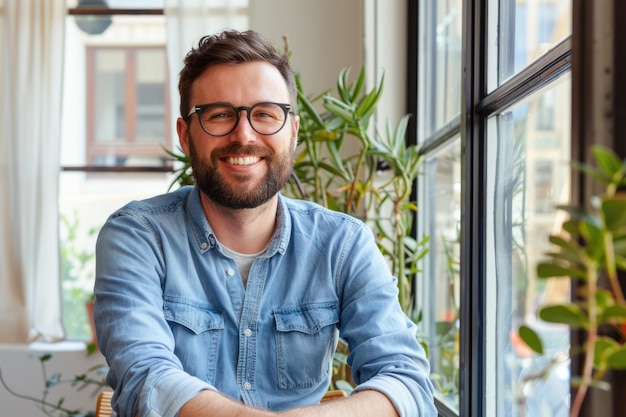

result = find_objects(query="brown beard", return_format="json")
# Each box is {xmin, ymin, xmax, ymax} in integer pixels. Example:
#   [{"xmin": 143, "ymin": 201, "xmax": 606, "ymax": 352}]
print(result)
[{"xmin": 188, "ymin": 136, "xmax": 294, "ymax": 209}]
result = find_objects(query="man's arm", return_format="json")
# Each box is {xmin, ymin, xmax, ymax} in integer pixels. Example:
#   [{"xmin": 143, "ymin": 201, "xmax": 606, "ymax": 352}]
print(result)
[
  {"xmin": 281, "ymin": 390, "xmax": 399, "ymax": 417},
  {"xmin": 178, "ymin": 390, "xmax": 277, "ymax": 417},
  {"xmin": 177, "ymin": 389, "xmax": 398, "ymax": 417}
]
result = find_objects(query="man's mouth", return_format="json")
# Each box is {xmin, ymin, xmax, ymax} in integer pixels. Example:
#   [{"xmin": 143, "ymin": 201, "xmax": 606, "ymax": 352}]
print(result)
[{"xmin": 224, "ymin": 156, "xmax": 261, "ymax": 166}]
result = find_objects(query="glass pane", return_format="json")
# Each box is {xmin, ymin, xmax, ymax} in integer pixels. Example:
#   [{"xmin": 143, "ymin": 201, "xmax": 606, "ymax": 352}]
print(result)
[
  {"xmin": 417, "ymin": 0, "xmax": 463, "ymax": 141},
  {"xmin": 135, "ymin": 49, "xmax": 167, "ymax": 142},
  {"xmin": 418, "ymin": 138, "xmax": 462, "ymax": 412},
  {"xmin": 59, "ymin": 172, "xmax": 174, "ymax": 340},
  {"xmin": 485, "ymin": 74, "xmax": 571, "ymax": 416},
  {"xmin": 488, "ymin": 0, "xmax": 572, "ymax": 90},
  {"xmin": 94, "ymin": 49, "xmax": 126, "ymax": 143}
]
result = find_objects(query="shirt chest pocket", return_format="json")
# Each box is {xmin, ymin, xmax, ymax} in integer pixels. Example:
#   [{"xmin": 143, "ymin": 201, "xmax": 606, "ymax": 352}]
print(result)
[
  {"xmin": 163, "ymin": 297, "xmax": 224, "ymax": 384},
  {"xmin": 274, "ymin": 302, "xmax": 339, "ymax": 390}
]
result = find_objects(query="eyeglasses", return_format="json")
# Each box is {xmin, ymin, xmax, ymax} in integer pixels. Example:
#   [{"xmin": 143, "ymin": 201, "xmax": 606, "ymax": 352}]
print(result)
[{"xmin": 186, "ymin": 101, "xmax": 293, "ymax": 137}]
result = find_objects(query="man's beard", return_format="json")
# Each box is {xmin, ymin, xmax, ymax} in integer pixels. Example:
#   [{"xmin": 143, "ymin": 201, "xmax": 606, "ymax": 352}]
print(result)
[{"xmin": 188, "ymin": 136, "xmax": 294, "ymax": 209}]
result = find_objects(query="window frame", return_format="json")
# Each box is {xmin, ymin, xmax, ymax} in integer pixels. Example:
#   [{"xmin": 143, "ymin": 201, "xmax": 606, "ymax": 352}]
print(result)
[
  {"xmin": 64, "ymin": 4, "xmax": 171, "ymax": 174},
  {"xmin": 461, "ymin": 3, "xmax": 572, "ymax": 417}
]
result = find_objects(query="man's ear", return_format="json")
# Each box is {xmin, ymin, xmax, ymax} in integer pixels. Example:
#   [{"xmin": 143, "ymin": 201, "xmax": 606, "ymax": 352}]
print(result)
[
  {"xmin": 176, "ymin": 117, "xmax": 190, "ymax": 155},
  {"xmin": 291, "ymin": 115, "xmax": 300, "ymax": 152}
]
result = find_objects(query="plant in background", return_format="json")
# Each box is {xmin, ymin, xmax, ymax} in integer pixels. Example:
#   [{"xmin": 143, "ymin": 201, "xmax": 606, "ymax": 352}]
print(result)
[
  {"xmin": 60, "ymin": 211, "xmax": 98, "ymax": 341},
  {"xmin": 287, "ymin": 67, "xmax": 429, "ymax": 313},
  {"xmin": 0, "ymin": 353, "xmax": 108, "ymax": 417},
  {"xmin": 518, "ymin": 145, "xmax": 626, "ymax": 417},
  {"xmin": 163, "ymin": 145, "xmax": 195, "ymax": 191}
]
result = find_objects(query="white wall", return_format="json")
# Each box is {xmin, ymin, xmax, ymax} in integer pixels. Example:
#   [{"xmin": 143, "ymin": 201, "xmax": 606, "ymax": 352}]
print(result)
[
  {"xmin": 0, "ymin": 343, "xmax": 107, "ymax": 417},
  {"xmin": 249, "ymin": 0, "xmax": 365, "ymax": 101}
]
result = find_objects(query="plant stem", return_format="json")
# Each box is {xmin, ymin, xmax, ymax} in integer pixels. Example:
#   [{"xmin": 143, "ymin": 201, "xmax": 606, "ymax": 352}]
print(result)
[
  {"xmin": 603, "ymin": 230, "xmax": 626, "ymax": 304},
  {"xmin": 344, "ymin": 138, "xmax": 368, "ymax": 214},
  {"xmin": 0, "ymin": 369, "xmax": 75, "ymax": 417},
  {"xmin": 570, "ymin": 262, "xmax": 598, "ymax": 417}
]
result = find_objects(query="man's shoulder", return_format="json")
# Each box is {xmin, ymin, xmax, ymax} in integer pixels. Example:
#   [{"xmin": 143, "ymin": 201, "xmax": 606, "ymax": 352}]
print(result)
[
  {"xmin": 281, "ymin": 195, "xmax": 365, "ymax": 229},
  {"xmin": 115, "ymin": 186, "xmax": 194, "ymax": 216}
]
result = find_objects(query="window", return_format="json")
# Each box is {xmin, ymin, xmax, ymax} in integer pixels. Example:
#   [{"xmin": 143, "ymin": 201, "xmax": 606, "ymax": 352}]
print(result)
[
  {"xmin": 485, "ymin": 77, "xmax": 571, "ymax": 417},
  {"xmin": 60, "ymin": 4, "xmax": 172, "ymax": 340},
  {"xmin": 412, "ymin": 1, "xmax": 573, "ymax": 416},
  {"xmin": 418, "ymin": 139, "xmax": 462, "ymax": 411}
]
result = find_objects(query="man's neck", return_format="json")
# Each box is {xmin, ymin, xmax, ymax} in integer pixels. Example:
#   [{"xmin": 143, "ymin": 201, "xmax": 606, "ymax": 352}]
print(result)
[{"xmin": 200, "ymin": 193, "xmax": 278, "ymax": 254}]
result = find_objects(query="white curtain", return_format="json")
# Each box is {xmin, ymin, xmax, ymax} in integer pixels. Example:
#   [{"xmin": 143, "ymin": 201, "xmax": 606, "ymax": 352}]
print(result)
[
  {"xmin": 165, "ymin": 0, "xmax": 248, "ymax": 129},
  {"xmin": 0, "ymin": 0, "xmax": 66, "ymax": 342}
]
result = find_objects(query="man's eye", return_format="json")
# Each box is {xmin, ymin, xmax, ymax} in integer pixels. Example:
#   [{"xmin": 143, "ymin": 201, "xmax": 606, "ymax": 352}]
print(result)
[{"xmin": 204, "ymin": 110, "xmax": 234, "ymax": 121}]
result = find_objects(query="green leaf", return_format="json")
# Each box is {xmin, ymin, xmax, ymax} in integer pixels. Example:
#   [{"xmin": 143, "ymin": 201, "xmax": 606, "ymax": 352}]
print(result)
[
  {"xmin": 606, "ymin": 346, "xmax": 626, "ymax": 370},
  {"xmin": 355, "ymin": 83, "xmax": 381, "ymax": 119},
  {"xmin": 336, "ymin": 67, "xmax": 353, "ymax": 103},
  {"xmin": 601, "ymin": 305, "xmax": 626, "ymax": 322},
  {"xmin": 518, "ymin": 325, "xmax": 544, "ymax": 355},
  {"xmin": 543, "ymin": 251, "xmax": 585, "ymax": 267},
  {"xmin": 595, "ymin": 288, "xmax": 615, "ymax": 308},
  {"xmin": 602, "ymin": 197, "xmax": 626, "ymax": 232},
  {"xmin": 39, "ymin": 353, "xmax": 52, "ymax": 362},
  {"xmin": 594, "ymin": 337, "xmax": 619, "ymax": 369},
  {"xmin": 538, "ymin": 304, "xmax": 588, "ymax": 329},
  {"xmin": 351, "ymin": 66, "xmax": 366, "ymax": 101},
  {"xmin": 593, "ymin": 145, "xmax": 624, "ymax": 179},
  {"xmin": 296, "ymin": 89, "xmax": 325, "ymax": 128},
  {"xmin": 536, "ymin": 262, "xmax": 585, "ymax": 279},
  {"xmin": 324, "ymin": 96, "xmax": 355, "ymax": 123},
  {"xmin": 548, "ymin": 235, "xmax": 583, "ymax": 259},
  {"xmin": 579, "ymin": 221, "xmax": 606, "ymax": 259}
]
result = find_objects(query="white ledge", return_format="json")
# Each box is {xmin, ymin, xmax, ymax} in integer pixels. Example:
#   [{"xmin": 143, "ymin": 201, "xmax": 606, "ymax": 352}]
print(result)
[{"xmin": 0, "ymin": 340, "xmax": 88, "ymax": 352}]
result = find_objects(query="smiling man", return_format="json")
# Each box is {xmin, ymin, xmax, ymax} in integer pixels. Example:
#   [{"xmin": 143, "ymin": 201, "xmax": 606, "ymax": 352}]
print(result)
[{"xmin": 94, "ymin": 30, "xmax": 436, "ymax": 417}]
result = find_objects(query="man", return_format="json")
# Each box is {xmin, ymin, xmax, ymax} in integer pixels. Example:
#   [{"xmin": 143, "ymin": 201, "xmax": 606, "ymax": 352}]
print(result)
[{"xmin": 94, "ymin": 29, "xmax": 436, "ymax": 417}]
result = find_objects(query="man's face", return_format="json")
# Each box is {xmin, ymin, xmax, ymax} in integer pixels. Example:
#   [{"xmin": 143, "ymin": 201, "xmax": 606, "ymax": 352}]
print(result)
[{"xmin": 177, "ymin": 61, "xmax": 299, "ymax": 209}]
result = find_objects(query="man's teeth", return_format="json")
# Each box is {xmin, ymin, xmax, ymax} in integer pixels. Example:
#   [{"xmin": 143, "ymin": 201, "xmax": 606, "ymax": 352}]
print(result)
[{"xmin": 226, "ymin": 156, "xmax": 260, "ymax": 166}]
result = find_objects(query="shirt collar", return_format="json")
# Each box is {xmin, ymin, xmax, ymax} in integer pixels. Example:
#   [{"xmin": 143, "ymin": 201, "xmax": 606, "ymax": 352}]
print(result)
[{"xmin": 186, "ymin": 185, "xmax": 291, "ymax": 256}]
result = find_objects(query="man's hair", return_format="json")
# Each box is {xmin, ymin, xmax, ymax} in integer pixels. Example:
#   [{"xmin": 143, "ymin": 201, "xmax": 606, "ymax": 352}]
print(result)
[{"xmin": 178, "ymin": 29, "xmax": 297, "ymax": 118}]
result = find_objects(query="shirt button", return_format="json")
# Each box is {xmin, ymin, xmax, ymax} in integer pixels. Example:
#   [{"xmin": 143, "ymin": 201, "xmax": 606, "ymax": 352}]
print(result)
[
  {"xmin": 200, "ymin": 242, "xmax": 208, "ymax": 250},
  {"xmin": 226, "ymin": 267, "xmax": 235, "ymax": 276},
  {"xmin": 244, "ymin": 328, "xmax": 252, "ymax": 337},
  {"xmin": 243, "ymin": 381, "xmax": 252, "ymax": 390}
]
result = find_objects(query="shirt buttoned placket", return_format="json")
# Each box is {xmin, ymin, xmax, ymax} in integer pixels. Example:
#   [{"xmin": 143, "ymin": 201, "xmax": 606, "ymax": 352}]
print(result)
[{"xmin": 236, "ymin": 256, "xmax": 268, "ymax": 407}]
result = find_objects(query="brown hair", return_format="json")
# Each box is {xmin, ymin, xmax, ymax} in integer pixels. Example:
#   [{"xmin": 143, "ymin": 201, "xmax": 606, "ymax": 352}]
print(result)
[{"xmin": 178, "ymin": 29, "xmax": 297, "ymax": 118}]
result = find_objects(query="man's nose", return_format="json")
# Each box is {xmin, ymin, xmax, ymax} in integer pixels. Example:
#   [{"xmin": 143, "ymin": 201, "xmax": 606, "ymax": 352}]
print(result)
[{"xmin": 229, "ymin": 110, "xmax": 256, "ymax": 143}]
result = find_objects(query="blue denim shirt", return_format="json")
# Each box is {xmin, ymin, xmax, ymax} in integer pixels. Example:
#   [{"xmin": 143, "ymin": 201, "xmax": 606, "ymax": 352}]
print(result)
[{"xmin": 94, "ymin": 186, "xmax": 436, "ymax": 417}]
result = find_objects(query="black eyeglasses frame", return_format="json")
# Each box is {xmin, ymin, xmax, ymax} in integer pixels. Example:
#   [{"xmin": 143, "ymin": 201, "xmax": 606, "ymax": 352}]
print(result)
[{"xmin": 186, "ymin": 101, "xmax": 293, "ymax": 137}]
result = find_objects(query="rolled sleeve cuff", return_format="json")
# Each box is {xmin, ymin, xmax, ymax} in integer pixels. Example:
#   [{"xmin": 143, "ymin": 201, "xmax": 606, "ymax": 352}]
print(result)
[
  {"xmin": 142, "ymin": 369, "xmax": 216, "ymax": 417},
  {"xmin": 352, "ymin": 374, "xmax": 437, "ymax": 417}
]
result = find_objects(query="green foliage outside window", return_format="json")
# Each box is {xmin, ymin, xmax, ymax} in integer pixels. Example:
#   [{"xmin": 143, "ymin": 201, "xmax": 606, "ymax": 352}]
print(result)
[{"xmin": 60, "ymin": 211, "xmax": 98, "ymax": 341}]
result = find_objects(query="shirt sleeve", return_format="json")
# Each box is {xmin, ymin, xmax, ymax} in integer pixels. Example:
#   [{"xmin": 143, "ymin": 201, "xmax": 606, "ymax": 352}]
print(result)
[
  {"xmin": 335, "ymin": 222, "xmax": 438, "ymax": 417},
  {"xmin": 94, "ymin": 208, "xmax": 214, "ymax": 417}
]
